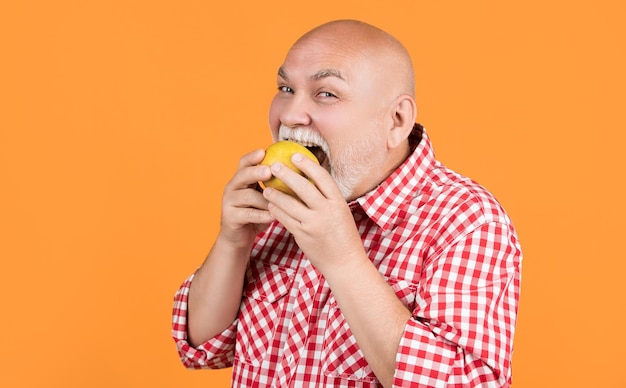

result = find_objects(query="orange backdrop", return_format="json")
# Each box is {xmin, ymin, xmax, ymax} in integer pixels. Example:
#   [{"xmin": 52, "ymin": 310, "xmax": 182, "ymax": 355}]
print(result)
[{"xmin": 1, "ymin": 1, "xmax": 625, "ymax": 387}]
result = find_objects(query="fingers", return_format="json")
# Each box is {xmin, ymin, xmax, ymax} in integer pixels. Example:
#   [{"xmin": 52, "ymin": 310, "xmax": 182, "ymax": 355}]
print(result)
[
  {"xmin": 232, "ymin": 202, "xmax": 275, "ymax": 226},
  {"xmin": 294, "ymin": 153, "xmax": 343, "ymax": 201},
  {"xmin": 263, "ymin": 186, "xmax": 306, "ymax": 223},
  {"xmin": 238, "ymin": 149, "xmax": 265, "ymax": 169},
  {"xmin": 221, "ymin": 149, "xmax": 275, "ymax": 231},
  {"xmin": 261, "ymin": 162, "xmax": 312, "ymax": 229},
  {"xmin": 261, "ymin": 153, "xmax": 330, "ymax": 226},
  {"xmin": 224, "ymin": 185, "xmax": 268, "ymax": 211},
  {"xmin": 265, "ymin": 153, "xmax": 342, "ymax": 205},
  {"xmin": 226, "ymin": 149, "xmax": 272, "ymax": 192}
]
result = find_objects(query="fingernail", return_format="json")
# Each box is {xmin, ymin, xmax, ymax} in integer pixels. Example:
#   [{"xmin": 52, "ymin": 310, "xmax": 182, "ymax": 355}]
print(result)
[
  {"xmin": 292, "ymin": 153, "xmax": 303, "ymax": 162},
  {"xmin": 271, "ymin": 163, "xmax": 281, "ymax": 173}
]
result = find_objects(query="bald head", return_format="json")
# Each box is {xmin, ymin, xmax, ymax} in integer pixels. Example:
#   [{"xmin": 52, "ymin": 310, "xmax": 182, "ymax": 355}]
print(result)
[{"xmin": 291, "ymin": 20, "xmax": 415, "ymax": 97}]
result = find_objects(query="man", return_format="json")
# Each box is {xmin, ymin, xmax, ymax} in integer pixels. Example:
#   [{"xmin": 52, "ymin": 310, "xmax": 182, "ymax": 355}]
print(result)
[{"xmin": 172, "ymin": 19, "xmax": 522, "ymax": 387}]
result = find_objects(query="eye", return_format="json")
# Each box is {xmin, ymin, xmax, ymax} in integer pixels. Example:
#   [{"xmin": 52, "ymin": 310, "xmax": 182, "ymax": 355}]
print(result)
[
  {"xmin": 317, "ymin": 91, "xmax": 337, "ymax": 98},
  {"xmin": 278, "ymin": 86, "xmax": 293, "ymax": 93}
]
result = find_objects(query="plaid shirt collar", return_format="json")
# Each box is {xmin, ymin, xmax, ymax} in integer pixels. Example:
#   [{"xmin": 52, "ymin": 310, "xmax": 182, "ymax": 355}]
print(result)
[{"xmin": 355, "ymin": 123, "xmax": 433, "ymax": 231}]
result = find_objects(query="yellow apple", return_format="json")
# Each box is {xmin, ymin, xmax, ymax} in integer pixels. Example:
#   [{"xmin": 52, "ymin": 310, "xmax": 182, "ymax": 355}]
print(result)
[{"xmin": 260, "ymin": 140, "xmax": 319, "ymax": 197}]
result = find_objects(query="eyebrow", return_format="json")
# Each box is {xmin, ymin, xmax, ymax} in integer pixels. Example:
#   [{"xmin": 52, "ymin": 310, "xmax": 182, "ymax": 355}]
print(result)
[
  {"xmin": 311, "ymin": 68, "xmax": 345, "ymax": 81},
  {"xmin": 277, "ymin": 66, "xmax": 289, "ymax": 80},
  {"xmin": 277, "ymin": 66, "xmax": 345, "ymax": 82}
]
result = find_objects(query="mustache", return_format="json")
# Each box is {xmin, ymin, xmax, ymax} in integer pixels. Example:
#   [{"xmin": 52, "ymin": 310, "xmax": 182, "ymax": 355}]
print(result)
[{"xmin": 278, "ymin": 125, "xmax": 331, "ymax": 158}]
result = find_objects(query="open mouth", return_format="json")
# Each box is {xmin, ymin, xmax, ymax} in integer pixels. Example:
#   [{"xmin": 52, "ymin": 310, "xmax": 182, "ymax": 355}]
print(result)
[
  {"xmin": 305, "ymin": 145, "xmax": 328, "ymax": 166},
  {"xmin": 280, "ymin": 135, "xmax": 329, "ymax": 167}
]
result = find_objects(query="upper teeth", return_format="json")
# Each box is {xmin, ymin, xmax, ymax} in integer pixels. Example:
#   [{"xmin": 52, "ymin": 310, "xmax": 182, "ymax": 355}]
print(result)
[{"xmin": 285, "ymin": 138, "xmax": 318, "ymax": 148}]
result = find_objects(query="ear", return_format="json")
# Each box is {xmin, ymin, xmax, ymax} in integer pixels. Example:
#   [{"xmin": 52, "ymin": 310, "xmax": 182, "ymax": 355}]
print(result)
[{"xmin": 386, "ymin": 95, "xmax": 418, "ymax": 149}]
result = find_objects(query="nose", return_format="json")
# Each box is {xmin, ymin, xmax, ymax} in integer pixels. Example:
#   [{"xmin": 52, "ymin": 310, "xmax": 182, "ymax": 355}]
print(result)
[{"xmin": 279, "ymin": 94, "xmax": 312, "ymax": 128}]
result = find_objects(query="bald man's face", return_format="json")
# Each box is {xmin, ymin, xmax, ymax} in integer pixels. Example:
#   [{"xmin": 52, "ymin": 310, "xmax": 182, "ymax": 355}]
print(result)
[{"xmin": 268, "ymin": 32, "xmax": 394, "ymax": 200}]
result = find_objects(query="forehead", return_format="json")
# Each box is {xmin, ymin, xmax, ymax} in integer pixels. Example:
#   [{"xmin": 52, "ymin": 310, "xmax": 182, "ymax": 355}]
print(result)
[{"xmin": 279, "ymin": 35, "xmax": 367, "ymax": 81}]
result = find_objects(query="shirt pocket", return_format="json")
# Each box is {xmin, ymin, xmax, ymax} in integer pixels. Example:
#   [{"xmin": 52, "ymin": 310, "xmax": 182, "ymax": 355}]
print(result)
[
  {"xmin": 236, "ymin": 262, "xmax": 295, "ymax": 366},
  {"xmin": 322, "ymin": 278, "xmax": 418, "ymax": 382}
]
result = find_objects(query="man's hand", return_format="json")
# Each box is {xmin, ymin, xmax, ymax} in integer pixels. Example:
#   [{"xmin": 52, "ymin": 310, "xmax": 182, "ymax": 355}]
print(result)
[
  {"xmin": 218, "ymin": 149, "xmax": 275, "ymax": 251},
  {"xmin": 261, "ymin": 152, "xmax": 364, "ymax": 274}
]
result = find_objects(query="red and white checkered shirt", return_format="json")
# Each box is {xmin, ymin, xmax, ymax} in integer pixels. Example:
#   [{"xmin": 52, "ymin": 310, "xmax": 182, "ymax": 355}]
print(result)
[{"xmin": 172, "ymin": 127, "xmax": 522, "ymax": 387}]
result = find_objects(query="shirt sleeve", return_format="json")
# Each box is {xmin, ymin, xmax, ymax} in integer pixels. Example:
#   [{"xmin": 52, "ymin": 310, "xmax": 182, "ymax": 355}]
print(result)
[
  {"xmin": 171, "ymin": 273, "xmax": 237, "ymax": 369},
  {"xmin": 393, "ymin": 221, "xmax": 522, "ymax": 387}
]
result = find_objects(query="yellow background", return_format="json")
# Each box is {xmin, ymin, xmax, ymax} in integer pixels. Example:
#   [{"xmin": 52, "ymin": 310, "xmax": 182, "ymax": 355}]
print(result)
[{"xmin": 1, "ymin": 1, "xmax": 624, "ymax": 387}]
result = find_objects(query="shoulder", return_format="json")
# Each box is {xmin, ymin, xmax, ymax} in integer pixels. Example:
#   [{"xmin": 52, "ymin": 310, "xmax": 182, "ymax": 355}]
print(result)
[
  {"xmin": 397, "ymin": 161, "xmax": 516, "ymax": 255},
  {"xmin": 423, "ymin": 161, "xmax": 511, "ymax": 225}
]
